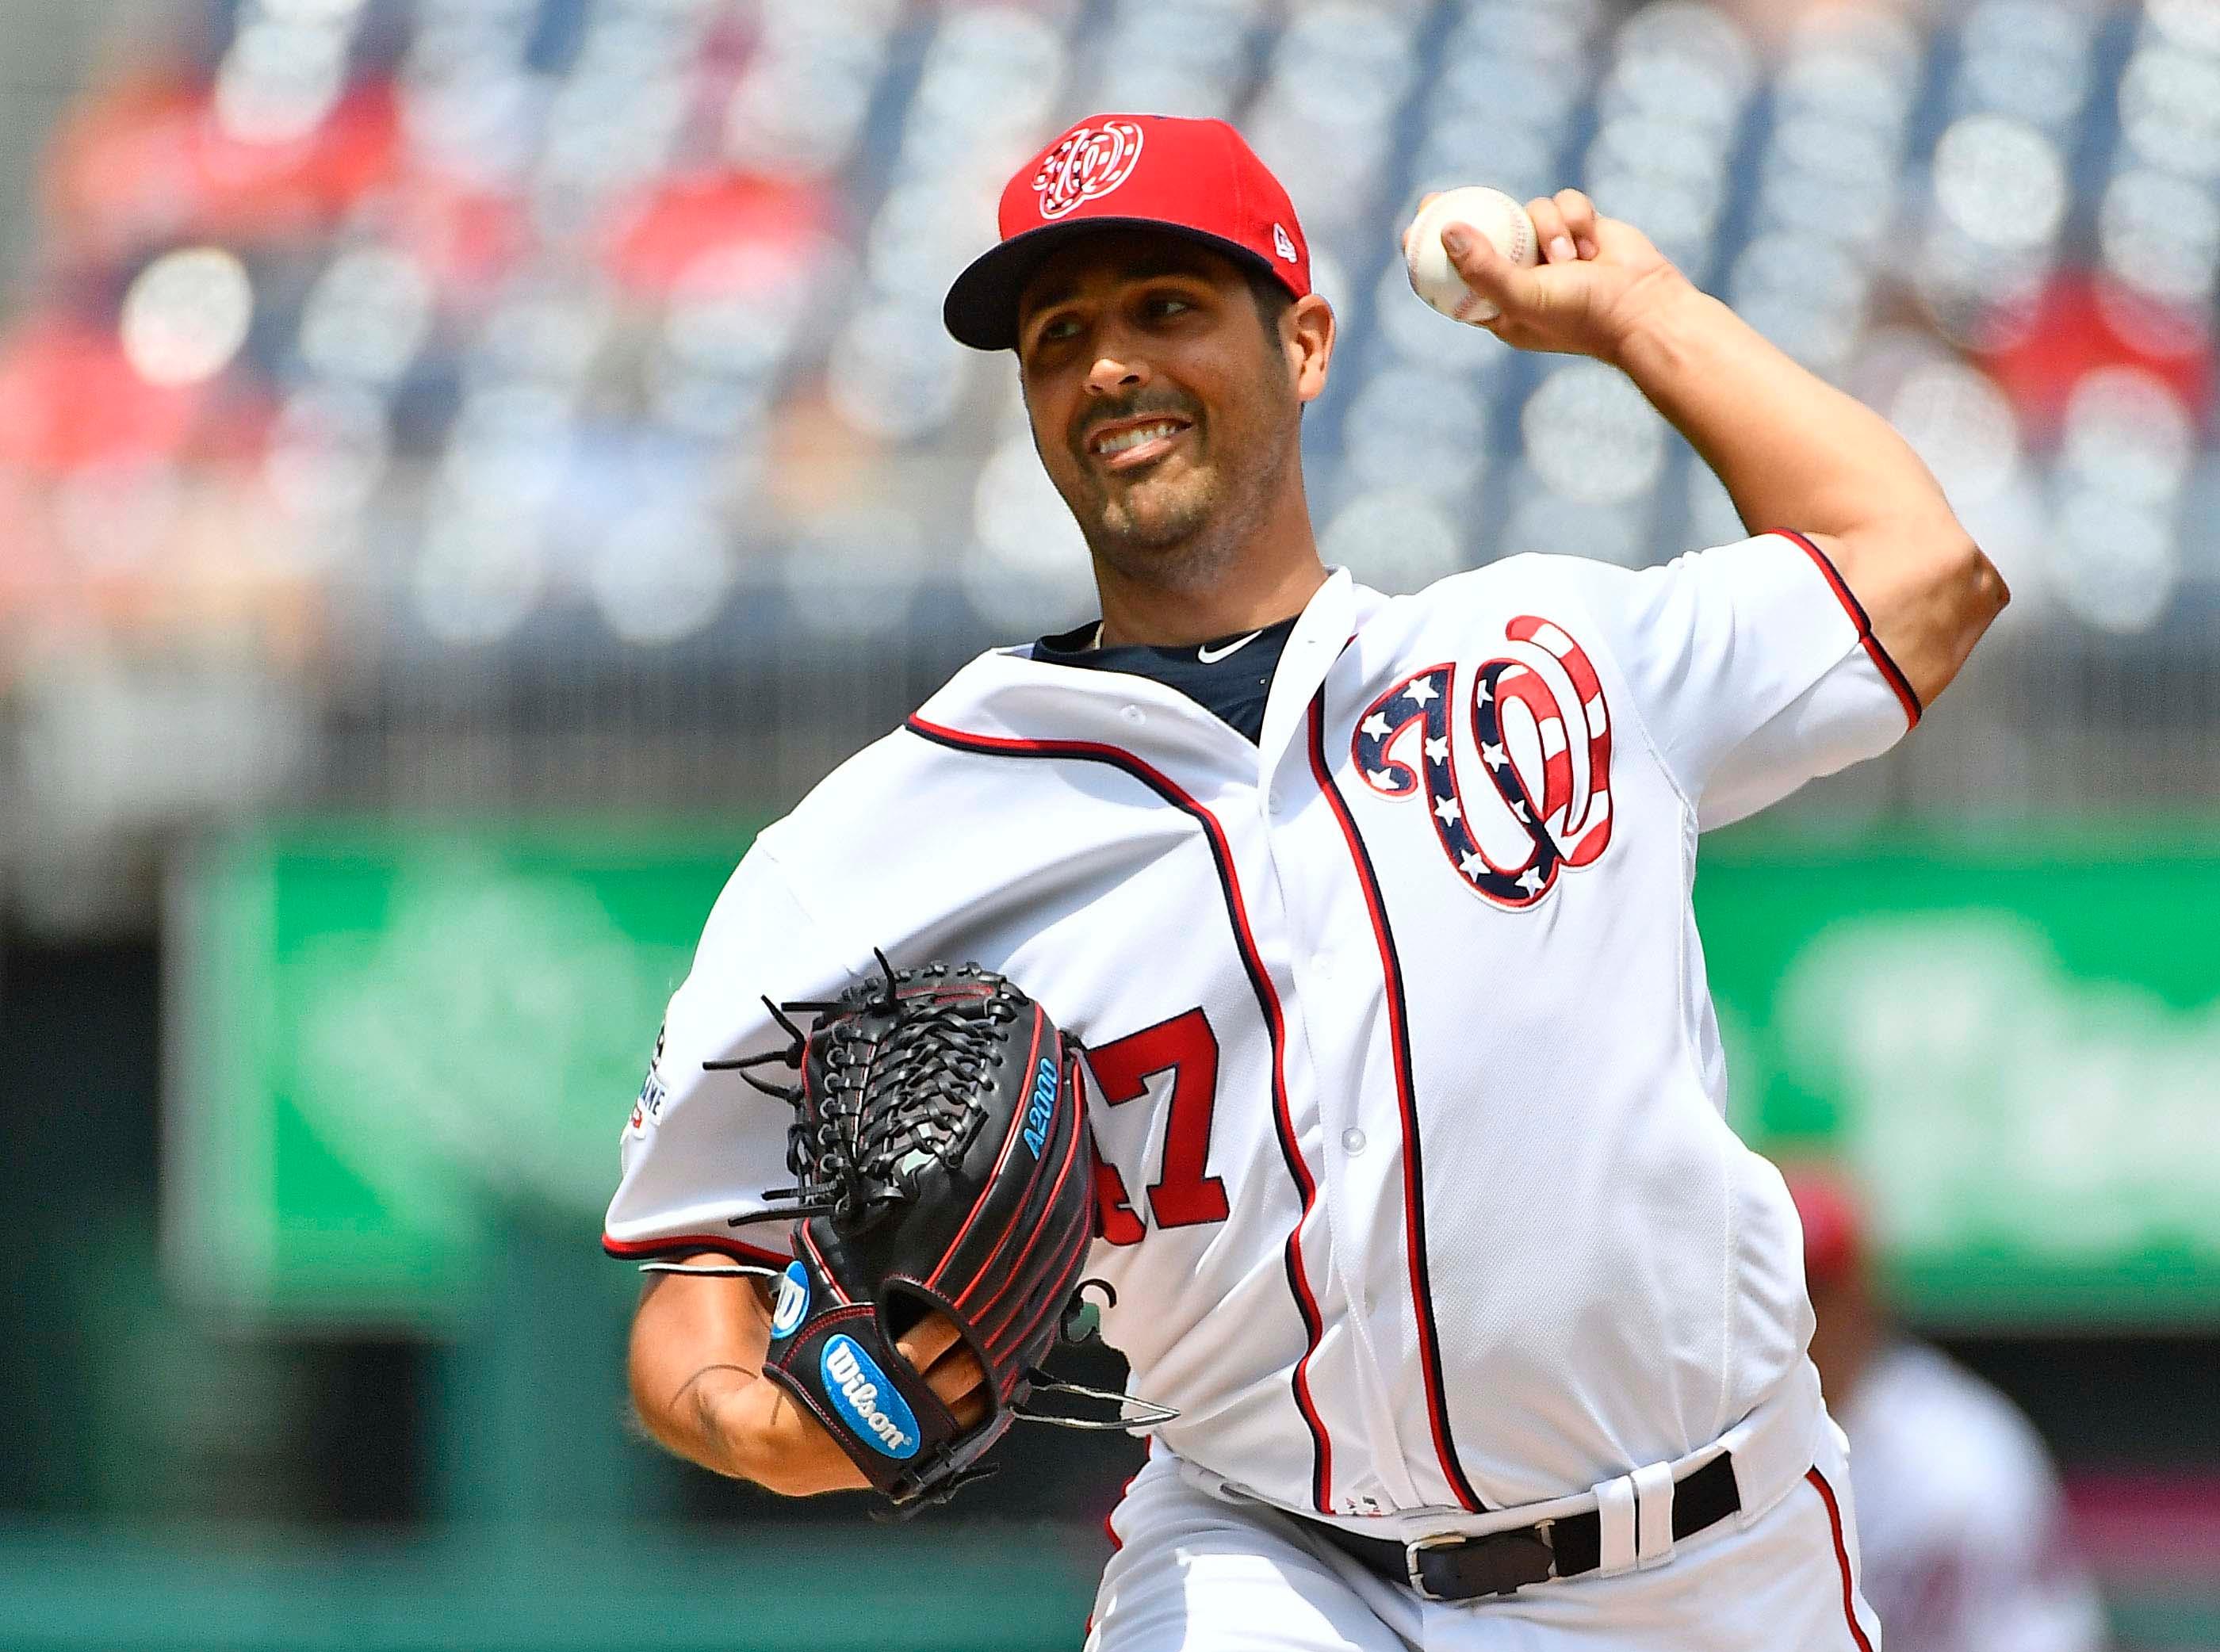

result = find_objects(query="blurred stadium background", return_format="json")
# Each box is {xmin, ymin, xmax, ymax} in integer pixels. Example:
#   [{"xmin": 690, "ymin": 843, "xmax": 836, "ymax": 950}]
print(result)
[{"xmin": 0, "ymin": 0, "xmax": 2214, "ymax": 1647}]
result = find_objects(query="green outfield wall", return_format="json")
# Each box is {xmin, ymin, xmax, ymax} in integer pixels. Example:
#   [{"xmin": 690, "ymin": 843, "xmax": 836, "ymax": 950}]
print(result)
[{"xmin": 167, "ymin": 824, "xmax": 2220, "ymax": 1330}]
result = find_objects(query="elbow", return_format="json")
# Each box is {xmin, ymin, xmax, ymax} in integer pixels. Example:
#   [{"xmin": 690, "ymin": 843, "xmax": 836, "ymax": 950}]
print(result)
[
  {"xmin": 1901, "ymin": 528, "xmax": 2008, "ymax": 709},
  {"xmin": 1970, "ymin": 538, "xmax": 2011, "ymax": 622},
  {"xmin": 1949, "ymin": 531, "xmax": 2010, "ymax": 656},
  {"xmin": 625, "ymin": 1362, "xmax": 676, "ymax": 1462},
  {"xmin": 1912, "ymin": 517, "xmax": 1999, "ymax": 598},
  {"xmin": 625, "ymin": 1359, "xmax": 701, "ymax": 1473},
  {"xmin": 624, "ymin": 1316, "xmax": 742, "ymax": 1482},
  {"xmin": 626, "ymin": 1360, "xmax": 832, "ymax": 1498},
  {"xmin": 1822, "ymin": 515, "xmax": 2008, "ymax": 713}
]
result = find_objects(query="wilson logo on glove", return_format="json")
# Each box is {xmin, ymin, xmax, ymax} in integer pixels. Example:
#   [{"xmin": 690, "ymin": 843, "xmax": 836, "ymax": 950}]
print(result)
[
  {"xmin": 822, "ymin": 1335, "xmax": 921, "ymax": 1458},
  {"xmin": 769, "ymin": 1262, "xmax": 810, "ymax": 1340}
]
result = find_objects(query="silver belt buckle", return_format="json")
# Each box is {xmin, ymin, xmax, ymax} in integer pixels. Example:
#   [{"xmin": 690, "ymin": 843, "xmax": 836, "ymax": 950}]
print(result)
[
  {"xmin": 1404, "ymin": 1531, "xmax": 1463, "ymax": 1602},
  {"xmin": 1404, "ymin": 1518, "xmax": 1559, "ymax": 1601}
]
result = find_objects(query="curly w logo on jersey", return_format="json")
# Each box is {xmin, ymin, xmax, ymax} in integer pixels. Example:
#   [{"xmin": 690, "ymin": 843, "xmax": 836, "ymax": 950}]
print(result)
[
  {"xmin": 1032, "ymin": 120, "xmax": 1146, "ymax": 219},
  {"xmin": 1353, "ymin": 615, "xmax": 1614, "ymax": 907}
]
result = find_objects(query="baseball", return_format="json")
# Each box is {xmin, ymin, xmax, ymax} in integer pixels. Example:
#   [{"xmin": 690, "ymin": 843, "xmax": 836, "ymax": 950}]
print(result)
[{"xmin": 1403, "ymin": 186, "xmax": 1539, "ymax": 325}]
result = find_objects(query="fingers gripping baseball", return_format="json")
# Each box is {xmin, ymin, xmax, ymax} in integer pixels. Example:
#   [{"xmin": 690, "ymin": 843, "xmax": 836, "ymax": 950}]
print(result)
[
  {"xmin": 1432, "ymin": 190, "xmax": 1683, "ymax": 362},
  {"xmin": 1525, "ymin": 190, "xmax": 1599, "ymax": 264}
]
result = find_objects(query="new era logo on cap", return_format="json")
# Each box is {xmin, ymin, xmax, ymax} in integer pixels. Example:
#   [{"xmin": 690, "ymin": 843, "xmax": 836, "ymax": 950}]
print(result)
[{"xmin": 943, "ymin": 113, "xmax": 1313, "ymax": 352}]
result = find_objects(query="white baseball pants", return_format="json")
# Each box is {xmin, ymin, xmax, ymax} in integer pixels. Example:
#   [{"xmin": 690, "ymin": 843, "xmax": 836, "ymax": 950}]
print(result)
[{"xmin": 1085, "ymin": 1413, "xmax": 1880, "ymax": 1651}]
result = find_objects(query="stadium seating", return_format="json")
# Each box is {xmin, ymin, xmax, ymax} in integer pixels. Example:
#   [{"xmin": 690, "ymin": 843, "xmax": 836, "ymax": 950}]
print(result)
[{"xmin": 0, "ymin": 0, "xmax": 2214, "ymax": 856}]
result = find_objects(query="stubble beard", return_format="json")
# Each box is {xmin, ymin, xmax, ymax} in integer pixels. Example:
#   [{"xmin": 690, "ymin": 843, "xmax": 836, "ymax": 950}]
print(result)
[{"xmin": 1066, "ymin": 421, "xmax": 1293, "ymax": 597}]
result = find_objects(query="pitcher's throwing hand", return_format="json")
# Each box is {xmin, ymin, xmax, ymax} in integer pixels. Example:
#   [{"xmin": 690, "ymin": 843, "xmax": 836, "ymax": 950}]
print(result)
[{"xmin": 1420, "ymin": 186, "xmax": 1687, "ymax": 362}]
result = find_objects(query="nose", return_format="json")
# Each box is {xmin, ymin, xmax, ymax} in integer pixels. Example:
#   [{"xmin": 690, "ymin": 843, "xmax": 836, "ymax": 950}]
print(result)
[{"xmin": 1085, "ymin": 350, "xmax": 1149, "ymax": 398}]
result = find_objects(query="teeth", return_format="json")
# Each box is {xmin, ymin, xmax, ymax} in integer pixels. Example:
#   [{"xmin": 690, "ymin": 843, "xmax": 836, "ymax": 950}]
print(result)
[{"xmin": 1096, "ymin": 420, "xmax": 1181, "ymax": 457}]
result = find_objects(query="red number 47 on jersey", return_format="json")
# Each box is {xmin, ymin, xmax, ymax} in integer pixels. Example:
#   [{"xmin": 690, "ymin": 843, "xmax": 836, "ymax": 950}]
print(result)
[{"xmin": 1088, "ymin": 1008, "xmax": 1228, "ymax": 1245}]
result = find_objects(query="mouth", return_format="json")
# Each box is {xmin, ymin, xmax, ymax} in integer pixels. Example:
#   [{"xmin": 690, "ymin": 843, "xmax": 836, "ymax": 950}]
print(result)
[{"xmin": 1085, "ymin": 415, "xmax": 1192, "ymax": 473}]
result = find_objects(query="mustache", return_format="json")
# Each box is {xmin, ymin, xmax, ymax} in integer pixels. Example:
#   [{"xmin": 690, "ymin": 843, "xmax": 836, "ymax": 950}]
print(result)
[{"xmin": 1072, "ymin": 395, "xmax": 1200, "ymax": 455}]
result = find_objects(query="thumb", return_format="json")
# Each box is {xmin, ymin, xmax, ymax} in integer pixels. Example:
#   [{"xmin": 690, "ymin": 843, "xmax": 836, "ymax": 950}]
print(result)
[{"xmin": 1441, "ymin": 222, "xmax": 1520, "ymax": 312}]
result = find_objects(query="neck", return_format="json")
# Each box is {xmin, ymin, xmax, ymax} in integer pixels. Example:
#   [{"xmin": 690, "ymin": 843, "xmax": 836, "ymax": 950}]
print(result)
[{"xmin": 1092, "ymin": 484, "xmax": 1328, "ymax": 648}]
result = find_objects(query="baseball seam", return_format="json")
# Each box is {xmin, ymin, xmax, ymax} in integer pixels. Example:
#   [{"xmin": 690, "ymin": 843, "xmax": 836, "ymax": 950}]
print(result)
[
  {"xmin": 1407, "ymin": 199, "xmax": 1515, "ymax": 326},
  {"xmin": 1408, "ymin": 247, "xmax": 1501, "ymax": 326},
  {"xmin": 1452, "ymin": 289, "xmax": 1500, "ymax": 325}
]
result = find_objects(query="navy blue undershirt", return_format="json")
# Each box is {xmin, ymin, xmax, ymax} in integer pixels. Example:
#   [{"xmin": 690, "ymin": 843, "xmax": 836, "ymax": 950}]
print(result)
[{"xmin": 1032, "ymin": 616, "xmax": 1300, "ymax": 744}]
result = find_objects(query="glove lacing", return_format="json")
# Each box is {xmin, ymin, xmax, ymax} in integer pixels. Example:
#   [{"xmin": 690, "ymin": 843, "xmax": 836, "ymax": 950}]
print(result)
[{"xmin": 700, "ymin": 955, "xmax": 1182, "ymax": 1443}]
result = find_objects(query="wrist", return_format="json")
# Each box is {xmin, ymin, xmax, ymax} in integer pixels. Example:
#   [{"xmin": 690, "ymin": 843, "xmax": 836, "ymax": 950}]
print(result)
[{"xmin": 1601, "ymin": 272, "xmax": 1717, "ymax": 378}]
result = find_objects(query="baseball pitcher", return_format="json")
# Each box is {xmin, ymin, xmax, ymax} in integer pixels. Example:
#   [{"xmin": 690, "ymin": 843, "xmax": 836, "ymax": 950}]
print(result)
[{"xmin": 610, "ymin": 114, "xmax": 2008, "ymax": 1650}]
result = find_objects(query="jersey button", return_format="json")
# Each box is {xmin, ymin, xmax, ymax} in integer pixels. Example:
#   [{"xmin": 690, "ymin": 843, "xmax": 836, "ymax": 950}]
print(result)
[
  {"xmin": 1266, "ymin": 787, "xmax": 1285, "ymax": 813},
  {"xmin": 1120, "ymin": 705, "xmax": 1145, "ymax": 725},
  {"xmin": 1341, "ymin": 1128, "xmax": 1368, "ymax": 1155}
]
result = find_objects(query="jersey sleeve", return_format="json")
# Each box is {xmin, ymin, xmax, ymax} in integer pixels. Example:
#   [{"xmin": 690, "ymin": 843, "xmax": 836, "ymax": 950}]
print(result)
[
  {"xmin": 1560, "ymin": 530, "xmax": 1923, "ymax": 830},
  {"xmin": 601, "ymin": 844, "xmax": 854, "ymax": 1266}
]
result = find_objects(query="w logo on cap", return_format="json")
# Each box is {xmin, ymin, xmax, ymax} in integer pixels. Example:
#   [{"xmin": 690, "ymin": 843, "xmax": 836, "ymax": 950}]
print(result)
[{"xmin": 1033, "ymin": 120, "xmax": 1146, "ymax": 220}]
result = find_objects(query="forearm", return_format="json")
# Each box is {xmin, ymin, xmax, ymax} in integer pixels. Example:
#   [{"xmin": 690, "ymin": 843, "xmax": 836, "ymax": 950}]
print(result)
[
  {"xmin": 626, "ymin": 1261, "xmax": 864, "ymax": 1496},
  {"xmin": 639, "ymin": 1362, "xmax": 862, "ymax": 1495},
  {"xmin": 1610, "ymin": 281, "xmax": 1955, "ymax": 541},
  {"xmin": 637, "ymin": 1357, "xmax": 757, "ymax": 1479}
]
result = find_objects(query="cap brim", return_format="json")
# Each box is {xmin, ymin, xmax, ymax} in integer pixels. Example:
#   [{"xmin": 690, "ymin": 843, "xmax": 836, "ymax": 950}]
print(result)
[{"xmin": 943, "ymin": 218, "xmax": 1284, "ymax": 352}]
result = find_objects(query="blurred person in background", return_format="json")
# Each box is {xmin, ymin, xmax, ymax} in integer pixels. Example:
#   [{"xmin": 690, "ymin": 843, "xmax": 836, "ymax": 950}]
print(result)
[{"xmin": 1789, "ymin": 1164, "xmax": 2110, "ymax": 1652}]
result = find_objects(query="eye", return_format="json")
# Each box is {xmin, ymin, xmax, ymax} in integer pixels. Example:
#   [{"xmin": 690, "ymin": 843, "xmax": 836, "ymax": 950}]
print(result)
[
  {"xmin": 1147, "ymin": 296, "xmax": 1193, "ymax": 319},
  {"xmin": 1036, "ymin": 315, "xmax": 1081, "ymax": 345}
]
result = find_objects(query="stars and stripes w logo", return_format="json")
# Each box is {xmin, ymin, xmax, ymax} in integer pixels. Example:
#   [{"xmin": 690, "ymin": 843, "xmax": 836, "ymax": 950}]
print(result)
[{"xmin": 1350, "ymin": 616, "xmax": 1614, "ymax": 908}]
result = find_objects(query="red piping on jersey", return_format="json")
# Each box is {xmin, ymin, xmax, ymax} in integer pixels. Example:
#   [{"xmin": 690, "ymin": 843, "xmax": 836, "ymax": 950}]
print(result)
[
  {"xmin": 600, "ymin": 1231, "xmax": 790, "ymax": 1268},
  {"xmin": 1770, "ymin": 530, "xmax": 1923, "ymax": 729},
  {"xmin": 1807, "ymin": 1467, "xmax": 1877, "ymax": 1652},
  {"xmin": 905, "ymin": 713, "xmax": 1337, "ymax": 1515},
  {"xmin": 1306, "ymin": 693, "xmax": 1487, "ymax": 1514}
]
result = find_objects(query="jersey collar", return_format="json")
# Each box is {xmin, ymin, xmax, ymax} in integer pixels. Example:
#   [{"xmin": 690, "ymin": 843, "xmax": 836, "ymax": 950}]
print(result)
[
  {"xmin": 1255, "ymin": 567, "xmax": 1355, "ymax": 778},
  {"xmin": 915, "ymin": 568, "xmax": 1365, "ymax": 780}
]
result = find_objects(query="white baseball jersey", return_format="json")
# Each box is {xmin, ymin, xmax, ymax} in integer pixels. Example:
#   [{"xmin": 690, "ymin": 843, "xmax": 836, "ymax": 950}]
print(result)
[
  {"xmin": 1838, "ymin": 1342, "xmax": 2108, "ymax": 1652},
  {"xmin": 606, "ymin": 530, "xmax": 1919, "ymax": 1522}
]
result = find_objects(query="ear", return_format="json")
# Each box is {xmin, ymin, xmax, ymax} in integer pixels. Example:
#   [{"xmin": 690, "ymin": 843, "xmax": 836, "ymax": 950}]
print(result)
[{"xmin": 1286, "ymin": 293, "xmax": 1335, "ymax": 405}]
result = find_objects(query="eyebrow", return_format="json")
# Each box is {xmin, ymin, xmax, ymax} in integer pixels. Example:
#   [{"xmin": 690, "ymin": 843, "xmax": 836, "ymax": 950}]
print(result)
[{"xmin": 1021, "ymin": 254, "xmax": 1219, "ymax": 325}]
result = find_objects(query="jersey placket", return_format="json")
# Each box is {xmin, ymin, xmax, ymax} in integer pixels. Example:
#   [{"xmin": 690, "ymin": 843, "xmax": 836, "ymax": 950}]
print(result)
[
  {"xmin": 1295, "ymin": 675, "xmax": 1490, "ymax": 1516},
  {"xmin": 1251, "ymin": 598, "xmax": 1433, "ymax": 1516},
  {"xmin": 1259, "ymin": 790, "xmax": 1430, "ymax": 1515},
  {"xmin": 1081, "ymin": 679, "xmax": 1351, "ymax": 1518},
  {"xmin": 1212, "ymin": 787, "xmax": 1349, "ymax": 1513}
]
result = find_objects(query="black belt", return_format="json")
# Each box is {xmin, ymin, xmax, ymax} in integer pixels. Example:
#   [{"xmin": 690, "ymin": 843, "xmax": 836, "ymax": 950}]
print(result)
[{"xmin": 1299, "ymin": 1451, "xmax": 1743, "ymax": 1602}]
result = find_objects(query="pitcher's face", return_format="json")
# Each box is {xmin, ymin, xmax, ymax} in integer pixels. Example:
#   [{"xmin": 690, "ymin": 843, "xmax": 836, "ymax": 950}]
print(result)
[{"xmin": 1016, "ymin": 231, "xmax": 1305, "ymax": 591}]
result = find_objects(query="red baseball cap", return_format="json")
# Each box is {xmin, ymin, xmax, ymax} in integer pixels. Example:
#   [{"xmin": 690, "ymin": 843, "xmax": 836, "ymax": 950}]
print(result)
[{"xmin": 943, "ymin": 113, "xmax": 1312, "ymax": 352}]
